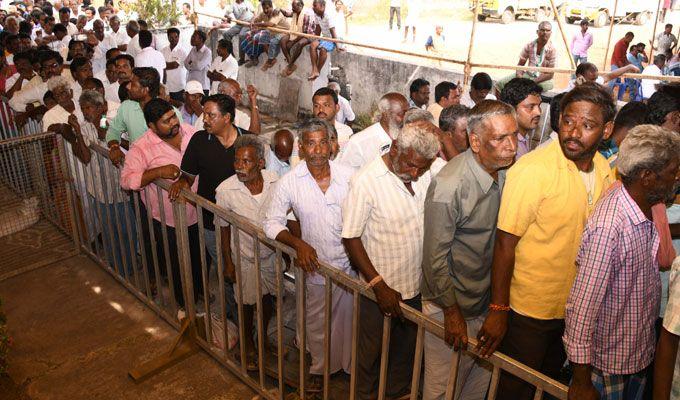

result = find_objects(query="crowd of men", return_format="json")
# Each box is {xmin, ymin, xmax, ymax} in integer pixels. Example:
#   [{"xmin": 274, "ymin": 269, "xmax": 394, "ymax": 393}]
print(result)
[{"xmin": 1, "ymin": 1, "xmax": 680, "ymax": 400}]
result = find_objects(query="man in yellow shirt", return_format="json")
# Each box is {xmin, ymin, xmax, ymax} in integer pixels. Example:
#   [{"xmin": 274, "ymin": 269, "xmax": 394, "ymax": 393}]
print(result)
[{"xmin": 475, "ymin": 83, "xmax": 616, "ymax": 400}]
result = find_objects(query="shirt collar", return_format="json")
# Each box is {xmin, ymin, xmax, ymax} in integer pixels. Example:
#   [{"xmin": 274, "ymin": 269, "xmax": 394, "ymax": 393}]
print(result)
[
  {"xmin": 464, "ymin": 149, "xmax": 496, "ymax": 194},
  {"xmin": 618, "ymin": 184, "xmax": 650, "ymax": 226},
  {"xmin": 224, "ymin": 170, "xmax": 278, "ymax": 193},
  {"xmin": 294, "ymin": 160, "xmax": 344, "ymax": 185},
  {"xmin": 146, "ymin": 124, "xmax": 190, "ymax": 146}
]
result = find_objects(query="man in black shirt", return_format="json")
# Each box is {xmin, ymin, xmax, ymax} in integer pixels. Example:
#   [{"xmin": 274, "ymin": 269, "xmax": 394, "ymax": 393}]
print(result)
[{"xmin": 169, "ymin": 94, "xmax": 252, "ymax": 319}]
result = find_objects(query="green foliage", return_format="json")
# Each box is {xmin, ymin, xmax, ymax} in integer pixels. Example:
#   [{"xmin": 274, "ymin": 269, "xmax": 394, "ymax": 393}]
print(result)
[
  {"xmin": 128, "ymin": 0, "xmax": 183, "ymax": 28},
  {"xmin": 0, "ymin": 298, "xmax": 10, "ymax": 374}
]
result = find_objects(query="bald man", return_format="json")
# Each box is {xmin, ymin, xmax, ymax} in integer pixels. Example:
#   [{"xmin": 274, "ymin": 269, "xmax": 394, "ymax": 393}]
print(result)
[
  {"xmin": 217, "ymin": 79, "xmax": 261, "ymax": 134},
  {"xmin": 265, "ymin": 129, "xmax": 294, "ymax": 177},
  {"xmin": 337, "ymin": 92, "xmax": 409, "ymax": 169}
]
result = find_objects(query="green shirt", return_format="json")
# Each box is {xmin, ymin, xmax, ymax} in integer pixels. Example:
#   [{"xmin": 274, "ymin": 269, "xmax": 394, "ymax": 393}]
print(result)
[
  {"xmin": 105, "ymin": 100, "xmax": 184, "ymax": 145},
  {"xmin": 421, "ymin": 149, "xmax": 505, "ymax": 317}
]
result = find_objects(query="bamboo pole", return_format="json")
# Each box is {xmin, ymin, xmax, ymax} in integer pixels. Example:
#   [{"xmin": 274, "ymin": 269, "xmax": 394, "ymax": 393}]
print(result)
[
  {"xmin": 548, "ymin": 0, "xmax": 576, "ymax": 69},
  {"xmin": 464, "ymin": 0, "xmax": 481, "ymax": 86},
  {"xmin": 602, "ymin": 0, "xmax": 620, "ymax": 70},
  {"xmin": 192, "ymin": 0, "xmax": 197, "ymax": 29},
  {"xmin": 649, "ymin": 0, "xmax": 663, "ymax": 63}
]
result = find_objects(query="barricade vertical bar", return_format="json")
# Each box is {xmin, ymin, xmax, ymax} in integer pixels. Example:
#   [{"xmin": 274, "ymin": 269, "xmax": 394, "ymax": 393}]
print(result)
[
  {"xmin": 133, "ymin": 190, "xmax": 153, "ymax": 299},
  {"xmin": 103, "ymin": 154, "xmax": 130, "ymax": 283},
  {"xmin": 322, "ymin": 280, "xmax": 332, "ymax": 400},
  {"xmin": 196, "ymin": 206, "xmax": 212, "ymax": 335},
  {"xmin": 377, "ymin": 317, "xmax": 392, "ymax": 400},
  {"xmin": 349, "ymin": 289, "xmax": 360, "ymax": 400},
  {"xmin": 77, "ymin": 157, "xmax": 96, "ymax": 255},
  {"xmin": 72, "ymin": 151, "xmax": 89, "ymax": 250},
  {"xmin": 144, "ymin": 188, "xmax": 165, "ymax": 307},
  {"xmin": 157, "ymin": 185, "xmax": 178, "ymax": 314},
  {"xmin": 444, "ymin": 349, "xmax": 461, "ymax": 400},
  {"xmin": 275, "ymin": 249, "xmax": 285, "ymax": 400},
  {"xmin": 174, "ymin": 202, "xmax": 196, "ymax": 320},
  {"xmin": 121, "ymin": 191, "xmax": 141, "ymax": 289},
  {"xmin": 57, "ymin": 137, "xmax": 81, "ymax": 249},
  {"xmin": 215, "ymin": 222, "xmax": 228, "ymax": 355},
  {"xmin": 533, "ymin": 388, "xmax": 544, "ymax": 400},
  {"xmin": 409, "ymin": 324, "xmax": 425, "ymax": 400},
  {"xmin": 97, "ymin": 155, "xmax": 120, "ymax": 274},
  {"xmin": 233, "ymin": 228, "xmax": 248, "ymax": 373},
  {"xmin": 296, "ymin": 267, "xmax": 307, "ymax": 399},
  {"xmin": 487, "ymin": 366, "xmax": 501, "ymax": 400},
  {"xmin": 253, "ymin": 239, "xmax": 266, "ymax": 388},
  {"xmin": 91, "ymin": 156, "xmax": 109, "ymax": 266}
]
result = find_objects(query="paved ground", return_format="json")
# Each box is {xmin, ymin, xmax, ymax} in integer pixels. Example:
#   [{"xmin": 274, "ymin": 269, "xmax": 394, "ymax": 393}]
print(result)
[{"xmin": 0, "ymin": 253, "xmax": 256, "ymax": 400}]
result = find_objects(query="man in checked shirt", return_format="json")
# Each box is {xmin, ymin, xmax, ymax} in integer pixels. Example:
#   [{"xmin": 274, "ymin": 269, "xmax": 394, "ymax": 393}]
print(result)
[{"xmin": 564, "ymin": 124, "xmax": 680, "ymax": 399}]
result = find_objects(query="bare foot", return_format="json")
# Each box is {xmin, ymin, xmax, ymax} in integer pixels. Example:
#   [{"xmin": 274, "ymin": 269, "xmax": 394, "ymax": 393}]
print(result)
[
  {"xmin": 281, "ymin": 64, "xmax": 297, "ymax": 77},
  {"xmin": 261, "ymin": 58, "xmax": 276, "ymax": 71},
  {"xmin": 308, "ymin": 70, "xmax": 319, "ymax": 81}
]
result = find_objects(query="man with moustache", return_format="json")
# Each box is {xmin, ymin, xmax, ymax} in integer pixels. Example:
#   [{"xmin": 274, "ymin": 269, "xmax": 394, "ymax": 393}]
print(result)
[
  {"xmin": 500, "ymin": 78, "xmax": 542, "ymax": 160},
  {"xmin": 264, "ymin": 118, "xmax": 356, "ymax": 392},
  {"xmin": 565, "ymin": 124, "xmax": 680, "ymax": 399},
  {"xmin": 342, "ymin": 124, "xmax": 445, "ymax": 400},
  {"xmin": 169, "ymin": 94, "xmax": 253, "ymax": 321},
  {"xmin": 214, "ymin": 134, "xmax": 279, "ymax": 369},
  {"xmin": 336, "ymin": 92, "xmax": 409, "ymax": 169},
  {"xmin": 476, "ymin": 83, "xmax": 616, "ymax": 400},
  {"xmin": 421, "ymin": 100, "xmax": 519, "ymax": 400},
  {"xmin": 120, "ymin": 98, "xmax": 203, "ymax": 309}
]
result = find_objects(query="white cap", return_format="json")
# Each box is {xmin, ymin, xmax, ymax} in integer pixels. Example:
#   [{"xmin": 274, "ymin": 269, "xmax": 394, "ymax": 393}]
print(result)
[{"xmin": 185, "ymin": 80, "xmax": 204, "ymax": 95}]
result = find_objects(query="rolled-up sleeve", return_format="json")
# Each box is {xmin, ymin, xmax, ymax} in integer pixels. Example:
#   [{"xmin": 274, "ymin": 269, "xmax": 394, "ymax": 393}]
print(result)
[
  {"xmin": 421, "ymin": 178, "xmax": 459, "ymax": 308},
  {"xmin": 341, "ymin": 176, "xmax": 371, "ymax": 239},
  {"xmin": 263, "ymin": 177, "xmax": 292, "ymax": 240},
  {"xmin": 563, "ymin": 226, "xmax": 615, "ymax": 366},
  {"xmin": 120, "ymin": 144, "xmax": 147, "ymax": 191}
]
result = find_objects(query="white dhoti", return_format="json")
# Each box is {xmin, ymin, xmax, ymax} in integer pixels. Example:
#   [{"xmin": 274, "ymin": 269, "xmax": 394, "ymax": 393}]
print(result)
[
  {"xmin": 422, "ymin": 301, "xmax": 492, "ymax": 400},
  {"xmin": 305, "ymin": 281, "xmax": 353, "ymax": 375}
]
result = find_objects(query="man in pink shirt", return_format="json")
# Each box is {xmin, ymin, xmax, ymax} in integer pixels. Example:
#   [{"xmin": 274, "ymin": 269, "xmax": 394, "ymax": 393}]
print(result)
[
  {"xmin": 121, "ymin": 98, "xmax": 205, "ymax": 312},
  {"xmin": 570, "ymin": 19, "xmax": 593, "ymax": 66}
]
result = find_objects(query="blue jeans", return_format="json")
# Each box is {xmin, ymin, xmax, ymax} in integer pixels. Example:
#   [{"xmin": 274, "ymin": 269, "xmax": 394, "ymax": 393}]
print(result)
[
  {"xmin": 572, "ymin": 54, "xmax": 587, "ymax": 65},
  {"xmin": 223, "ymin": 25, "xmax": 250, "ymax": 60},
  {"xmin": 91, "ymin": 196, "xmax": 137, "ymax": 279},
  {"xmin": 204, "ymin": 228, "xmax": 237, "ymax": 322}
]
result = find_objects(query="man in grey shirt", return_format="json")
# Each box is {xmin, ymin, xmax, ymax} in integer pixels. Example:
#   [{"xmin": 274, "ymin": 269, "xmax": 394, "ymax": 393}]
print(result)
[{"xmin": 420, "ymin": 100, "xmax": 519, "ymax": 400}]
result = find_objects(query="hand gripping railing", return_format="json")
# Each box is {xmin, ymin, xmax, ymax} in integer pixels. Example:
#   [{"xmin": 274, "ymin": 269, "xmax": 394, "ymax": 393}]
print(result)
[{"xmin": 63, "ymin": 141, "xmax": 569, "ymax": 400}]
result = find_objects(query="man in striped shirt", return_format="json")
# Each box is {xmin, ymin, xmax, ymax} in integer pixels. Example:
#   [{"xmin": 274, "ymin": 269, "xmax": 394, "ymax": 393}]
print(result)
[
  {"xmin": 564, "ymin": 125, "xmax": 680, "ymax": 399},
  {"xmin": 342, "ymin": 123, "xmax": 445, "ymax": 400}
]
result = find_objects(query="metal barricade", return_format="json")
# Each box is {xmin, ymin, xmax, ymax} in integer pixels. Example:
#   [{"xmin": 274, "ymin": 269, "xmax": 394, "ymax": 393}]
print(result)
[{"xmin": 68, "ymin": 141, "xmax": 568, "ymax": 400}]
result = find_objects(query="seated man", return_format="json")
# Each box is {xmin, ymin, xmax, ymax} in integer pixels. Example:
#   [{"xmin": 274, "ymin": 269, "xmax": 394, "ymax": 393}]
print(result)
[
  {"xmin": 495, "ymin": 21, "xmax": 557, "ymax": 93},
  {"xmin": 280, "ymin": 0, "xmax": 316, "ymax": 77},
  {"xmin": 425, "ymin": 25, "xmax": 445, "ymax": 53},
  {"xmin": 240, "ymin": 0, "xmax": 289, "ymax": 69},
  {"xmin": 308, "ymin": 0, "xmax": 341, "ymax": 81},
  {"xmin": 460, "ymin": 72, "xmax": 497, "ymax": 108}
]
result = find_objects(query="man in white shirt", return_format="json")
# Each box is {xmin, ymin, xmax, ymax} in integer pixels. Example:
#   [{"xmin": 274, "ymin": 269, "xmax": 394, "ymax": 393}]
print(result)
[
  {"xmin": 264, "ymin": 119, "xmax": 355, "ymax": 392},
  {"xmin": 215, "ymin": 135, "xmax": 279, "ymax": 369},
  {"xmin": 69, "ymin": 56, "xmax": 93, "ymax": 102},
  {"xmin": 45, "ymin": 23, "xmax": 71, "ymax": 55},
  {"xmin": 184, "ymin": 30, "xmax": 212, "ymax": 94},
  {"xmin": 460, "ymin": 72, "xmax": 497, "ymax": 108},
  {"xmin": 92, "ymin": 20, "xmax": 117, "ymax": 73},
  {"xmin": 342, "ymin": 123, "xmax": 445, "ymax": 400},
  {"xmin": 5, "ymin": 51, "xmax": 36, "ymax": 98},
  {"xmin": 9, "ymin": 49, "xmax": 65, "ymax": 113},
  {"xmin": 336, "ymin": 92, "xmax": 408, "ymax": 169},
  {"xmin": 308, "ymin": 0, "xmax": 339, "ymax": 81},
  {"xmin": 42, "ymin": 75, "xmax": 84, "ymax": 131},
  {"xmin": 652, "ymin": 24, "xmax": 678, "ymax": 56},
  {"xmin": 208, "ymin": 38, "xmax": 238, "ymax": 94},
  {"xmin": 427, "ymin": 81, "xmax": 460, "ymax": 127},
  {"xmin": 641, "ymin": 54, "xmax": 666, "ymax": 100},
  {"xmin": 58, "ymin": 7, "xmax": 79, "ymax": 36},
  {"xmin": 328, "ymin": 81, "xmax": 355, "ymax": 124},
  {"xmin": 94, "ymin": 58, "xmax": 121, "ymax": 103},
  {"xmin": 134, "ymin": 30, "xmax": 165, "ymax": 80},
  {"xmin": 108, "ymin": 16, "xmax": 130, "ymax": 50},
  {"xmin": 124, "ymin": 21, "xmax": 141, "ymax": 58},
  {"xmin": 82, "ymin": 77, "xmax": 120, "ymax": 124},
  {"xmin": 160, "ymin": 27, "xmax": 188, "ymax": 104}
]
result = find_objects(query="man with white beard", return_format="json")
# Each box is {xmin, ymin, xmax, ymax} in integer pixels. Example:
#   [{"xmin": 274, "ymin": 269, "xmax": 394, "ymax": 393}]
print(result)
[{"xmin": 336, "ymin": 92, "xmax": 409, "ymax": 169}]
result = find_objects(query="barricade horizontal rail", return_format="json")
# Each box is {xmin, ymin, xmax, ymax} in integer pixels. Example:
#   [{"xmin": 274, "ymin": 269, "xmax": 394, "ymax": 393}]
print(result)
[{"xmin": 76, "ymin": 141, "xmax": 568, "ymax": 400}]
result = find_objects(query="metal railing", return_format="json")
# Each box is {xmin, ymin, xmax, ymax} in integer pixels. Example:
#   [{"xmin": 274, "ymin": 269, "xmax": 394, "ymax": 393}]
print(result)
[
  {"xmin": 53, "ymin": 136, "xmax": 567, "ymax": 399},
  {"xmin": 0, "ymin": 99, "xmax": 568, "ymax": 398}
]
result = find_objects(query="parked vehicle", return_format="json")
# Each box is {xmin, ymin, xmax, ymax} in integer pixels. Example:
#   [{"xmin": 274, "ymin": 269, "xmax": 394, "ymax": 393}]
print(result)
[
  {"xmin": 564, "ymin": 0, "xmax": 654, "ymax": 27},
  {"xmin": 473, "ymin": 0, "xmax": 564, "ymax": 24}
]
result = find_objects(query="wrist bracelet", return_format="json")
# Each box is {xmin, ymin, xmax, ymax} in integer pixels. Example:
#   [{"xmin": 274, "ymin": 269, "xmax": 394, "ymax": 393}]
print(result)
[
  {"xmin": 367, "ymin": 275, "xmax": 383, "ymax": 288},
  {"xmin": 489, "ymin": 303, "xmax": 511, "ymax": 312}
]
